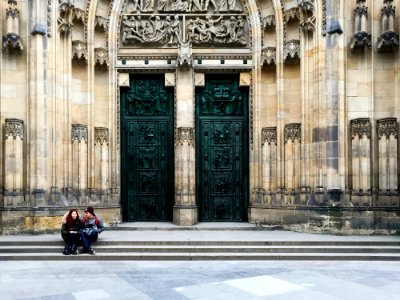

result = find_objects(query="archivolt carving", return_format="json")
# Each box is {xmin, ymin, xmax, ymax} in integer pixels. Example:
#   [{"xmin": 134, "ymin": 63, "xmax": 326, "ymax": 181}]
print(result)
[
  {"xmin": 262, "ymin": 127, "xmax": 277, "ymax": 145},
  {"xmin": 284, "ymin": 123, "xmax": 301, "ymax": 143},
  {"xmin": 350, "ymin": 118, "xmax": 371, "ymax": 139},
  {"xmin": 71, "ymin": 124, "xmax": 88, "ymax": 142},
  {"xmin": 176, "ymin": 127, "xmax": 195, "ymax": 146},
  {"xmin": 377, "ymin": 118, "xmax": 398, "ymax": 140},
  {"xmin": 95, "ymin": 127, "xmax": 109, "ymax": 145},
  {"xmin": 4, "ymin": 118, "xmax": 24, "ymax": 140}
]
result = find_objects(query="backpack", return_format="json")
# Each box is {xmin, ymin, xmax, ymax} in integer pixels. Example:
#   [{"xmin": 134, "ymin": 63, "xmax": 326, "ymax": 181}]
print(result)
[{"xmin": 82, "ymin": 216, "xmax": 99, "ymax": 226}]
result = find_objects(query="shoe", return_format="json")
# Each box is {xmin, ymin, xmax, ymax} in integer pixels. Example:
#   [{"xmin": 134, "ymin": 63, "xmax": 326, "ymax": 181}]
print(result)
[
  {"xmin": 70, "ymin": 245, "xmax": 78, "ymax": 255},
  {"xmin": 88, "ymin": 248, "xmax": 96, "ymax": 255},
  {"xmin": 62, "ymin": 245, "xmax": 70, "ymax": 255}
]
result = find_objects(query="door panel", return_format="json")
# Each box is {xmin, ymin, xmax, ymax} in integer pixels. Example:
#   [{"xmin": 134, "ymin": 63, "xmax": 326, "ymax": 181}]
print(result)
[
  {"xmin": 196, "ymin": 75, "xmax": 249, "ymax": 221},
  {"xmin": 121, "ymin": 75, "xmax": 174, "ymax": 221}
]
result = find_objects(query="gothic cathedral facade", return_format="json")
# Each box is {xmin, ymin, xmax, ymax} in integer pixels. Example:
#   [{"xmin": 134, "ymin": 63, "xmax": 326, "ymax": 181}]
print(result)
[{"xmin": 1, "ymin": 0, "xmax": 400, "ymax": 234}]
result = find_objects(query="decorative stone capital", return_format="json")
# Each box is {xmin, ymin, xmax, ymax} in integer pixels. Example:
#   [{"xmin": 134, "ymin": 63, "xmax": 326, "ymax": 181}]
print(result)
[
  {"xmin": 71, "ymin": 124, "xmax": 88, "ymax": 143},
  {"xmin": 94, "ymin": 47, "xmax": 109, "ymax": 67},
  {"xmin": 6, "ymin": 7, "xmax": 19, "ymax": 18},
  {"xmin": 94, "ymin": 127, "xmax": 109, "ymax": 145},
  {"xmin": 284, "ymin": 123, "xmax": 301, "ymax": 143},
  {"xmin": 72, "ymin": 40, "xmax": 88, "ymax": 64},
  {"xmin": 350, "ymin": 118, "xmax": 371, "ymax": 139},
  {"xmin": 72, "ymin": 8, "xmax": 85, "ymax": 23},
  {"xmin": 286, "ymin": 7, "xmax": 300, "ymax": 23},
  {"xmin": 4, "ymin": 118, "xmax": 24, "ymax": 140},
  {"xmin": 377, "ymin": 118, "xmax": 398, "ymax": 140},
  {"xmin": 262, "ymin": 127, "xmax": 277, "ymax": 145},
  {"xmin": 95, "ymin": 16, "xmax": 108, "ymax": 31},
  {"xmin": 176, "ymin": 127, "xmax": 195, "ymax": 147},
  {"xmin": 2, "ymin": 33, "xmax": 23, "ymax": 52},
  {"xmin": 261, "ymin": 47, "xmax": 276, "ymax": 66},
  {"xmin": 355, "ymin": 0, "xmax": 368, "ymax": 17},
  {"xmin": 382, "ymin": 0, "xmax": 395, "ymax": 16},
  {"xmin": 178, "ymin": 42, "xmax": 192, "ymax": 68},
  {"xmin": 263, "ymin": 15, "xmax": 275, "ymax": 30},
  {"xmin": 283, "ymin": 40, "xmax": 300, "ymax": 64}
]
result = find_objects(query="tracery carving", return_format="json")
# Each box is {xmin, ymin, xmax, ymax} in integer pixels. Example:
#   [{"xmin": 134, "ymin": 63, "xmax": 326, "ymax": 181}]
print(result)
[
  {"xmin": 350, "ymin": 118, "xmax": 371, "ymax": 139},
  {"xmin": 350, "ymin": 0, "xmax": 371, "ymax": 52},
  {"xmin": 283, "ymin": 40, "xmax": 300, "ymax": 64},
  {"xmin": 94, "ymin": 127, "xmax": 109, "ymax": 145},
  {"xmin": 3, "ymin": 0, "xmax": 23, "ymax": 52},
  {"xmin": 72, "ymin": 40, "xmax": 88, "ymax": 63},
  {"xmin": 377, "ymin": 0, "xmax": 399, "ymax": 52},
  {"xmin": 262, "ymin": 127, "xmax": 277, "ymax": 145},
  {"xmin": 58, "ymin": 0, "xmax": 74, "ymax": 33},
  {"xmin": 298, "ymin": 0, "xmax": 315, "ymax": 32},
  {"xmin": 261, "ymin": 47, "xmax": 276, "ymax": 66},
  {"xmin": 95, "ymin": 16, "xmax": 108, "ymax": 31},
  {"xmin": 263, "ymin": 15, "xmax": 275, "ymax": 30},
  {"xmin": 377, "ymin": 118, "xmax": 398, "ymax": 140},
  {"xmin": 4, "ymin": 118, "xmax": 24, "ymax": 140},
  {"xmin": 94, "ymin": 47, "xmax": 109, "ymax": 67},
  {"xmin": 284, "ymin": 123, "xmax": 301, "ymax": 143},
  {"xmin": 71, "ymin": 124, "xmax": 88, "ymax": 142},
  {"xmin": 176, "ymin": 127, "xmax": 195, "ymax": 146}
]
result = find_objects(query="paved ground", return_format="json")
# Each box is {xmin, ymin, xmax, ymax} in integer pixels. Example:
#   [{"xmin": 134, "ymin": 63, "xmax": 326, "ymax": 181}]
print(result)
[
  {"xmin": 1, "ymin": 260, "xmax": 400, "ymax": 300},
  {"xmin": 1, "ymin": 226, "xmax": 400, "ymax": 299}
]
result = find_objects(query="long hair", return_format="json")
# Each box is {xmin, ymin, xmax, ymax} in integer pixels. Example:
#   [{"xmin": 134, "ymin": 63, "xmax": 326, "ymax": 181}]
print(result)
[{"xmin": 66, "ymin": 208, "xmax": 79, "ymax": 228}]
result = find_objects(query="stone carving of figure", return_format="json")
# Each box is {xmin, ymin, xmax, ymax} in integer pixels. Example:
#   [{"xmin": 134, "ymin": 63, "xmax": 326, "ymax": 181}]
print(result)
[
  {"xmin": 166, "ymin": 15, "xmax": 182, "ymax": 44},
  {"xmin": 141, "ymin": 0, "xmax": 155, "ymax": 12},
  {"xmin": 129, "ymin": 0, "xmax": 141, "ymax": 12},
  {"xmin": 188, "ymin": 0, "xmax": 202, "ymax": 12},
  {"xmin": 218, "ymin": 0, "xmax": 228, "ymax": 11},
  {"xmin": 227, "ymin": 0, "xmax": 237, "ymax": 11},
  {"xmin": 157, "ymin": 0, "xmax": 170, "ymax": 11},
  {"xmin": 203, "ymin": 0, "xmax": 219, "ymax": 12},
  {"xmin": 169, "ymin": 0, "xmax": 189, "ymax": 11},
  {"xmin": 235, "ymin": 16, "xmax": 246, "ymax": 45}
]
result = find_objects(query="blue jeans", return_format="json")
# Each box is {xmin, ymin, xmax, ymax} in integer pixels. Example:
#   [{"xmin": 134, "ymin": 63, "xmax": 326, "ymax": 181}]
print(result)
[{"xmin": 80, "ymin": 229, "xmax": 98, "ymax": 251}]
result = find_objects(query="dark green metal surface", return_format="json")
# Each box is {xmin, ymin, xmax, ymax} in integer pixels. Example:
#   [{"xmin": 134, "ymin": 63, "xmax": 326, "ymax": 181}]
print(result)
[
  {"xmin": 121, "ymin": 74, "xmax": 174, "ymax": 221},
  {"xmin": 196, "ymin": 75, "xmax": 249, "ymax": 221}
]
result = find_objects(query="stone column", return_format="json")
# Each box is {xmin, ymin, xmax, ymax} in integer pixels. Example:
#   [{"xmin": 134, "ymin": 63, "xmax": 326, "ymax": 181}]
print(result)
[
  {"xmin": 71, "ymin": 124, "xmax": 88, "ymax": 205},
  {"xmin": 4, "ymin": 119, "xmax": 24, "ymax": 206},
  {"xmin": 284, "ymin": 123, "xmax": 301, "ymax": 205},
  {"xmin": 377, "ymin": 118, "xmax": 398, "ymax": 206},
  {"xmin": 28, "ymin": 0, "xmax": 49, "ymax": 207},
  {"xmin": 94, "ymin": 127, "xmax": 109, "ymax": 203},
  {"xmin": 350, "ymin": 118, "xmax": 371, "ymax": 206},
  {"xmin": 262, "ymin": 127, "xmax": 277, "ymax": 205},
  {"xmin": 173, "ymin": 69, "xmax": 197, "ymax": 225}
]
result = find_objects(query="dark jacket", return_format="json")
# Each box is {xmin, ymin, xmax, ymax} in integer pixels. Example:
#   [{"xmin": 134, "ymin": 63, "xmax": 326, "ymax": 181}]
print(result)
[{"xmin": 61, "ymin": 217, "xmax": 82, "ymax": 242}]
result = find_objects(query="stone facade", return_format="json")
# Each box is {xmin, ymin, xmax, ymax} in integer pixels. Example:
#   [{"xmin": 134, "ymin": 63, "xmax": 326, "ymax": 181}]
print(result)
[{"xmin": 0, "ymin": 0, "xmax": 400, "ymax": 234}]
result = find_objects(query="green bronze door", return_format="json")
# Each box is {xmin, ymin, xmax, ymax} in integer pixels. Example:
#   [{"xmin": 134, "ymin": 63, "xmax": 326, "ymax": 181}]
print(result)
[
  {"xmin": 121, "ymin": 74, "xmax": 174, "ymax": 221},
  {"xmin": 196, "ymin": 75, "xmax": 249, "ymax": 221}
]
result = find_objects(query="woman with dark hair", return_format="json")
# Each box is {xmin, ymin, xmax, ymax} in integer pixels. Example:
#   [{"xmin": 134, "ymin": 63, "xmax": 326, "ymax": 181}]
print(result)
[{"xmin": 61, "ymin": 209, "xmax": 82, "ymax": 255}]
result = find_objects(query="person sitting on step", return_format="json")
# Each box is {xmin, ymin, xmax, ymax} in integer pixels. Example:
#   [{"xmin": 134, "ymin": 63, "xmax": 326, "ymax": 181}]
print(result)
[
  {"xmin": 80, "ymin": 206, "xmax": 104, "ymax": 255},
  {"xmin": 61, "ymin": 208, "xmax": 82, "ymax": 255}
]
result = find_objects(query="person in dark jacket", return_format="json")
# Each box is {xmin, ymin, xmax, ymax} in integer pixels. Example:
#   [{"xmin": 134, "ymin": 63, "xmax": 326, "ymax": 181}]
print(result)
[
  {"xmin": 80, "ymin": 206, "xmax": 104, "ymax": 255},
  {"xmin": 61, "ymin": 208, "xmax": 82, "ymax": 255}
]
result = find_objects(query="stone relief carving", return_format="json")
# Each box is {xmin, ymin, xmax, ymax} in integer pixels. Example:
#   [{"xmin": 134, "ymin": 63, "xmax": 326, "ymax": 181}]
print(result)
[
  {"xmin": 95, "ymin": 47, "xmax": 109, "ymax": 67},
  {"xmin": 263, "ymin": 15, "xmax": 275, "ymax": 30},
  {"xmin": 3, "ymin": 0, "xmax": 23, "ymax": 52},
  {"xmin": 72, "ymin": 40, "xmax": 88, "ymax": 63},
  {"xmin": 94, "ymin": 127, "xmax": 109, "ymax": 145},
  {"xmin": 71, "ymin": 124, "xmax": 88, "ymax": 142},
  {"xmin": 262, "ymin": 127, "xmax": 277, "ymax": 145},
  {"xmin": 4, "ymin": 118, "xmax": 24, "ymax": 140},
  {"xmin": 284, "ymin": 123, "xmax": 301, "ymax": 143},
  {"xmin": 176, "ymin": 127, "xmax": 195, "ymax": 146},
  {"xmin": 377, "ymin": 118, "xmax": 398, "ymax": 140},
  {"xmin": 350, "ymin": 118, "xmax": 371, "ymax": 139},
  {"xmin": 95, "ymin": 16, "xmax": 108, "ymax": 31},
  {"xmin": 58, "ymin": 0, "xmax": 74, "ymax": 33},
  {"xmin": 261, "ymin": 47, "xmax": 276, "ymax": 66},
  {"xmin": 283, "ymin": 40, "xmax": 300, "ymax": 64},
  {"xmin": 350, "ymin": 0, "xmax": 371, "ymax": 52},
  {"xmin": 377, "ymin": 0, "xmax": 399, "ymax": 53}
]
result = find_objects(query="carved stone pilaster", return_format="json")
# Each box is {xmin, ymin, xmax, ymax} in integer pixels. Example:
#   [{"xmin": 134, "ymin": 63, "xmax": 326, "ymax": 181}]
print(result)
[
  {"xmin": 262, "ymin": 127, "xmax": 277, "ymax": 145},
  {"xmin": 4, "ymin": 118, "xmax": 24, "ymax": 140},
  {"xmin": 350, "ymin": 118, "xmax": 371, "ymax": 139},
  {"xmin": 58, "ymin": 0, "xmax": 74, "ymax": 34},
  {"xmin": 283, "ymin": 40, "xmax": 300, "ymax": 64},
  {"xmin": 263, "ymin": 15, "xmax": 276, "ymax": 30},
  {"xmin": 72, "ymin": 40, "xmax": 88, "ymax": 64},
  {"xmin": 178, "ymin": 42, "xmax": 192, "ymax": 68},
  {"xmin": 377, "ymin": 118, "xmax": 398, "ymax": 140},
  {"xmin": 176, "ymin": 127, "xmax": 195, "ymax": 146},
  {"xmin": 71, "ymin": 124, "xmax": 88, "ymax": 143},
  {"xmin": 284, "ymin": 123, "xmax": 301, "ymax": 143},
  {"xmin": 72, "ymin": 8, "xmax": 85, "ymax": 23},
  {"xmin": 95, "ymin": 16, "xmax": 108, "ymax": 31},
  {"xmin": 94, "ymin": 47, "xmax": 109, "ymax": 67},
  {"xmin": 285, "ymin": 7, "xmax": 300, "ymax": 23},
  {"xmin": 261, "ymin": 47, "xmax": 276, "ymax": 66},
  {"xmin": 94, "ymin": 127, "xmax": 109, "ymax": 145}
]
